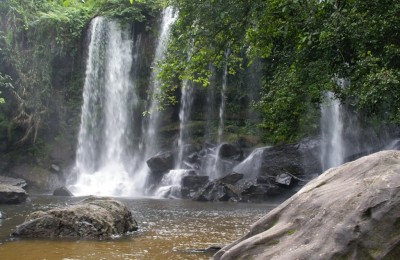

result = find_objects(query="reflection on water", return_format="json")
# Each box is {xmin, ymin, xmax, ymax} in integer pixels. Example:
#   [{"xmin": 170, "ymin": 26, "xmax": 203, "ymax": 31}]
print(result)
[{"xmin": 0, "ymin": 196, "xmax": 276, "ymax": 259}]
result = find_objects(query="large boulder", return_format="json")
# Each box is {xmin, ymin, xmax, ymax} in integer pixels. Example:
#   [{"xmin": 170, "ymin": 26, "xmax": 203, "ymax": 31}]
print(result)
[
  {"xmin": 218, "ymin": 143, "xmax": 243, "ymax": 160},
  {"xmin": 12, "ymin": 197, "xmax": 137, "ymax": 238},
  {"xmin": 234, "ymin": 140, "xmax": 321, "ymax": 185},
  {"xmin": 9, "ymin": 164, "xmax": 63, "ymax": 192},
  {"xmin": 0, "ymin": 184, "xmax": 28, "ymax": 204},
  {"xmin": 181, "ymin": 175, "xmax": 209, "ymax": 191},
  {"xmin": 193, "ymin": 181, "xmax": 241, "ymax": 202},
  {"xmin": 218, "ymin": 173, "xmax": 243, "ymax": 185},
  {"xmin": 214, "ymin": 150, "xmax": 400, "ymax": 259},
  {"xmin": 53, "ymin": 186, "xmax": 73, "ymax": 197},
  {"xmin": 146, "ymin": 151, "xmax": 175, "ymax": 174},
  {"xmin": 0, "ymin": 176, "xmax": 28, "ymax": 188}
]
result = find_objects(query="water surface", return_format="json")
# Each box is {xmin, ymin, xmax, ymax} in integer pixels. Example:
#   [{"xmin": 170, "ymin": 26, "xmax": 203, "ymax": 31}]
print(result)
[{"xmin": 0, "ymin": 195, "xmax": 276, "ymax": 259}]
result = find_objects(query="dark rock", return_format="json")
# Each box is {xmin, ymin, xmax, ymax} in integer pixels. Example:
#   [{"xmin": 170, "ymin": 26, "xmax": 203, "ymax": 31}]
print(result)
[
  {"xmin": 9, "ymin": 164, "xmax": 63, "ymax": 192},
  {"xmin": 218, "ymin": 173, "xmax": 243, "ymax": 185},
  {"xmin": 0, "ymin": 184, "xmax": 28, "ymax": 204},
  {"xmin": 240, "ymin": 183, "xmax": 285, "ymax": 202},
  {"xmin": 218, "ymin": 143, "xmax": 242, "ymax": 160},
  {"xmin": 53, "ymin": 186, "xmax": 73, "ymax": 197},
  {"xmin": 235, "ymin": 141, "xmax": 321, "ymax": 185},
  {"xmin": 181, "ymin": 175, "xmax": 209, "ymax": 191},
  {"xmin": 13, "ymin": 197, "xmax": 137, "ymax": 238},
  {"xmin": 193, "ymin": 181, "xmax": 241, "ymax": 202},
  {"xmin": 214, "ymin": 151, "xmax": 400, "ymax": 259},
  {"xmin": 146, "ymin": 151, "xmax": 175, "ymax": 174},
  {"xmin": 0, "ymin": 176, "xmax": 28, "ymax": 189}
]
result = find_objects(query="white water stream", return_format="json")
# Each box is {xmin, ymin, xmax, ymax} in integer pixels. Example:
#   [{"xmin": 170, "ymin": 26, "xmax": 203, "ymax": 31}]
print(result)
[
  {"xmin": 71, "ymin": 17, "xmax": 136, "ymax": 196},
  {"xmin": 320, "ymin": 92, "xmax": 345, "ymax": 171}
]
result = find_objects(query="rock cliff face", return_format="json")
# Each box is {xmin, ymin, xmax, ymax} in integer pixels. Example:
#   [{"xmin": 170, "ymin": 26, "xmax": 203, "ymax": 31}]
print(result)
[{"xmin": 214, "ymin": 150, "xmax": 400, "ymax": 260}]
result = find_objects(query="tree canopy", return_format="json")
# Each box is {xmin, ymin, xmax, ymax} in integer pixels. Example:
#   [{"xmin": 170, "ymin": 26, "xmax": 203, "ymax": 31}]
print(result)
[{"xmin": 159, "ymin": 0, "xmax": 400, "ymax": 143}]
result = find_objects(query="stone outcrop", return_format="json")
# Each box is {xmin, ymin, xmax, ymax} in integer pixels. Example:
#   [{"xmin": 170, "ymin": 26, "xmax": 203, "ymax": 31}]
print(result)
[
  {"xmin": 9, "ymin": 164, "xmax": 63, "ymax": 191},
  {"xmin": 214, "ymin": 150, "xmax": 400, "ymax": 260},
  {"xmin": 0, "ymin": 176, "xmax": 28, "ymax": 188},
  {"xmin": 146, "ymin": 151, "xmax": 175, "ymax": 174},
  {"xmin": 13, "ymin": 197, "xmax": 137, "ymax": 238},
  {"xmin": 193, "ymin": 180, "xmax": 241, "ymax": 202},
  {"xmin": 0, "ymin": 184, "xmax": 28, "ymax": 204},
  {"xmin": 217, "ymin": 143, "xmax": 243, "ymax": 160},
  {"xmin": 53, "ymin": 186, "xmax": 73, "ymax": 196}
]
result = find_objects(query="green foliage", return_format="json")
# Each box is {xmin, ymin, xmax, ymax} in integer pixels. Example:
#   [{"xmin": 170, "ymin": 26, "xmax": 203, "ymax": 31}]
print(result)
[
  {"xmin": 159, "ymin": 0, "xmax": 400, "ymax": 143},
  {"xmin": 0, "ymin": 0, "xmax": 162, "ymax": 144}
]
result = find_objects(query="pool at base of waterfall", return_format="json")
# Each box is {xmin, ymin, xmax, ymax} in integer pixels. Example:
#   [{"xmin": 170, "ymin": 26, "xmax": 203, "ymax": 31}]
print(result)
[{"xmin": 0, "ymin": 195, "xmax": 276, "ymax": 259}]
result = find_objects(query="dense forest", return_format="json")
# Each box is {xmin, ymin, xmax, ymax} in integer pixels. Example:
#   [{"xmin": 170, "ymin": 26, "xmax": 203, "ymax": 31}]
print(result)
[{"xmin": 0, "ymin": 0, "xmax": 399, "ymax": 153}]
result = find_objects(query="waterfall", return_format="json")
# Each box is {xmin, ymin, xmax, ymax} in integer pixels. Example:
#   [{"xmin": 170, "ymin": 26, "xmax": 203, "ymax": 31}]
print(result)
[
  {"xmin": 176, "ymin": 80, "xmax": 194, "ymax": 168},
  {"xmin": 71, "ymin": 17, "xmax": 138, "ymax": 196},
  {"xmin": 205, "ymin": 65, "xmax": 216, "ymax": 143},
  {"xmin": 143, "ymin": 7, "xmax": 177, "ymax": 157},
  {"xmin": 217, "ymin": 50, "xmax": 229, "ymax": 143},
  {"xmin": 135, "ymin": 7, "xmax": 177, "ymax": 193},
  {"xmin": 320, "ymin": 92, "xmax": 345, "ymax": 171},
  {"xmin": 154, "ymin": 169, "xmax": 188, "ymax": 198},
  {"xmin": 207, "ymin": 50, "xmax": 230, "ymax": 179},
  {"xmin": 233, "ymin": 147, "xmax": 265, "ymax": 178}
]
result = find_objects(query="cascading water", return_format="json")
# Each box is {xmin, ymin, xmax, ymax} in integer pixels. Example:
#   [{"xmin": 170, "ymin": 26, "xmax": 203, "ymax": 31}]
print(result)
[
  {"xmin": 154, "ymin": 79, "xmax": 193, "ymax": 197},
  {"xmin": 143, "ymin": 7, "xmax": 177, "ymax": 157},
  {"xmin": 176, "ymin": 80, "xmax": 194, "ymax": 168},
  {"xmin": 320, "ymin": 92, "xmax": 345, "ymax": 171},
  {"xmin": 217, "ymin": 50, "xmax": 229, "ymax": 143},
  {"xmin": 135, "ymin": 7, "xmax": 177, "ymax": 193},
  {"xmin": 71, "ymin": 17, "xmax": 138, "ymax": 196},
  {"xmin": 233, "ymin": 147, "xmax": 265, "ymax": 178},
  {"xmin": 208, "ymin": 51, "xmax": 230, "ymax": 180}
]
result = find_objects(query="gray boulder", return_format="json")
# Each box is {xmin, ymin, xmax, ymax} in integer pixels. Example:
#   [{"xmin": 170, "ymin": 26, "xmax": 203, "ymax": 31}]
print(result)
[
  {"xmin": 13, "ymin": 197, "xmax": 137, "ymax": 238},
  {"xmin": 240, "ymin": 183, "xmax": 286, "ymax": 202},
  {"xmin": 214, "ymin": 150, "xmax": 400, "ymax": 260},
  {"xmin": 218, "ymin": 173, "xmax": 243, "ymax": 185},
  {"xmin": 218, "ymin": 143, "xmax": 242, "ymax": 160},
  {"xmin": 193, "ymin": 181, "xmax": 241, "ymax": 202},
  {"xmin": 234, "ymin": 141, "xmax": 320, "ymax": 187},
  {"xmin": 146, "ymin": 151, "xmax": 175, "ymax": 174},
  {"xmin": 53, "ymin": 186, "xmax": 73, "ymax": 197},
  {"xmin": 181, "ymin": 175, "xmax": 209, "ymax": 191},
  {"xmin": 0, "ymin": 184, "xmax": 28, "ymax": 204},
  {"xmin": 0, "ymin": 176, "xmax": 28, "ymax": 188}
]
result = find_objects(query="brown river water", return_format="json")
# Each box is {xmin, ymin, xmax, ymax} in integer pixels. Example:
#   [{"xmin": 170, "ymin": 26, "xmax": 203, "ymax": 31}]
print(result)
[{"xmin": 0, "ymin": 195, "xmax": 278, "ymax": 259}]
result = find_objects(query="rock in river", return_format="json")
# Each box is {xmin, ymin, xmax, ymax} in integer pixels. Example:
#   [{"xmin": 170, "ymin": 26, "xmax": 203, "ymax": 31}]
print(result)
[
  {"xmin": 214, "ymin": 150, "xmax": 400, "ymax": 260},
  {"xmin": 53, "ymin": 186, "xmax": 73, "ymax": 197},
  {"xmin": 0, "ymin": 184, "xmax": 28, "ymax": 204},
  {"xmin": 13, "ymin": 197, "xmax": 137, "ymax": 239}
]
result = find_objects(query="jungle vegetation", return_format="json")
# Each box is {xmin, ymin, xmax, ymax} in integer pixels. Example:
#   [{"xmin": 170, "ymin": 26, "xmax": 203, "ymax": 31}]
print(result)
[{"xmin": 0, "ymin": 0, "xmax": 399, "ymax": 147}]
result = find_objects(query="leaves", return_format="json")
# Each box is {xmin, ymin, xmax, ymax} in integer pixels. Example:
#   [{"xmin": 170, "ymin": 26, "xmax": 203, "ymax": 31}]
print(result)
[{"xmin": 160, "ymin": 0, "xmax": 400, "ymax": 143}]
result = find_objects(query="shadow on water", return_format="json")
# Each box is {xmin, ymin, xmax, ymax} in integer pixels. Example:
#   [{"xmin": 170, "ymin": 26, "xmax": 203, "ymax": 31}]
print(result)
[{"xmin": 0, "ymin": 195, "xmax": 278, "ymax": 259}]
